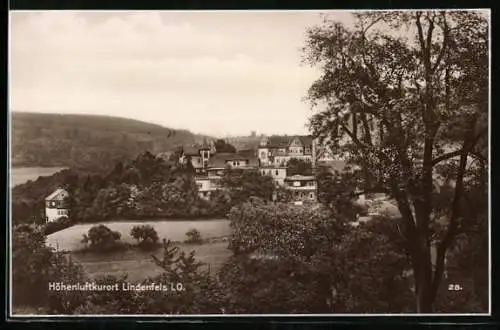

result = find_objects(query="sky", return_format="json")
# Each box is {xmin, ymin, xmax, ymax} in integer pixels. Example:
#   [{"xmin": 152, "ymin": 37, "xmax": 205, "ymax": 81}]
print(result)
[{"xmin": 9, "ymin": 11, "xmax": 356, "ymax": 137}]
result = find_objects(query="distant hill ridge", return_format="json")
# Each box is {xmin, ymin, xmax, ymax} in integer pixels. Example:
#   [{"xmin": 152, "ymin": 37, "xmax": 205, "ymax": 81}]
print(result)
[{"xmin": 11, "ymin": 112, "xmax": 213, "ymax": 170}]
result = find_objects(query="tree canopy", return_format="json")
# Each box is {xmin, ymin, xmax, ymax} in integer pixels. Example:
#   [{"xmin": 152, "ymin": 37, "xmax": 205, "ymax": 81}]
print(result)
[{"xmin": 303, "ymin": 11, "xmax": 488, "ymax": 312}]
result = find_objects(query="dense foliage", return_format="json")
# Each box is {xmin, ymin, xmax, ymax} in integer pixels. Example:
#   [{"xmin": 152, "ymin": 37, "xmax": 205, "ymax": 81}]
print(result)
[
  {"xmin": 12, "ymin": 224, "xmax": 87, "ymax": 310},
  {"xmin": 184, "ymin": 228, "xmax": 203, "ymax": 244},
  {"xmin": 303, "ymin": 11, "xmax": 488, "ymax": 312},
  {"xmin": 12, "ymin": 112, "xmax": 211, "ymax": 169},
  {"xmin": 81, "ymin": 225, "xmax": 125, "ymax": 253},
  {"xmin": 214, "ymin": 139, "xmax": 237, "ymax": 153},
  {"xmin": 286, "ymin": 158, "xmax": 313, "ymax": 176},
  {"xmin": 219, "ymin": 199, "xmax": 415, "ymax": 313},
  {"xmin": 130, "ymin": 225, "xmax": 159, "ymax": 249},
  {"xmin": 12, "ymin": 151, "xmax": 282, "ymax": 226}
]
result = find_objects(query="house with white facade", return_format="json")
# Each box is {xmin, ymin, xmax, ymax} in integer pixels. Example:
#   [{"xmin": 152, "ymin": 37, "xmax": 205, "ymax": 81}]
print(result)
[
  {"xmin": 45, "ymin": 188, "xmax": 69, "ymax": 222},
  {"xmin": 179, "ymin": 135, "xmax": 347, "ymax": 204},
  {"xmin": 195, "ymin": 149, "xmax": 259, "ymax": 199},
  {"xmin": 284, "ymin": 175, "xmax": 317, "ymax": 204},
  {"xmin": 257, "ymin": 135, "xmax": 314, "ymax": 167}
]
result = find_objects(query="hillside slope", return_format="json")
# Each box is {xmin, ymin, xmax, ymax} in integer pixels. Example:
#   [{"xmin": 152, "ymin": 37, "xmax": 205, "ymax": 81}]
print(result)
[{"xmin": 11, "ymin": 112, "xmax": 211, "ymax": 169}]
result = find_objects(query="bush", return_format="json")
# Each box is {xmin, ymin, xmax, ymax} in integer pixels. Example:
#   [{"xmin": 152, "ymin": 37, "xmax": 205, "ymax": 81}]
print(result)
[
  {"xmin": 12, "ymin": 224, "xmax": 87, "ymax": 313},
  {"xmin": 43, "ymin": 216, "xmax": 72, "ymax": 235},
  {"xmin": 81, "ymin": 224, "xmax": 124, "ymax": 253},
  {"xmin": 184, "ymin": 228, "xmax": 203, "ymax": 244},
  {"xmin": 130, "ymin": 225, "xmax": 159, "ymax": 250}
]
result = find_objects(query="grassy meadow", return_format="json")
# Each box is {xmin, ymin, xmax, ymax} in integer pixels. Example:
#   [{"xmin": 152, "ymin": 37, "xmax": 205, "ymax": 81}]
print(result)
[{"xmin": 47, "ymin": 219, "xmax": 232, "ymax": 281}]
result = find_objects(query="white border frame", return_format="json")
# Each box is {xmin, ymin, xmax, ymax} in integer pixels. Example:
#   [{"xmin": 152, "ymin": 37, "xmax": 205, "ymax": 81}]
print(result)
[{"xmin": 6, "ymin": 8, "xmax": 492, "ymax": 318}]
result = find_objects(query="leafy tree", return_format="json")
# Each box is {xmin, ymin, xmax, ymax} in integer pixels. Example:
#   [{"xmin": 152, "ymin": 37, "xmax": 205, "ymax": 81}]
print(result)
[
  {"xmin": 74, "ymin": 275, "xmax": 138, "ymax": 314},
  {"xmin": 220, "ymin": 169, "xmax": 275, "ymax": 206},
  {"xmin": 144, "ymin": 239, "xmax": 224, "ymax": 314},
  {"xmin": 214, "ymin": 139, "xmax": 237, "ymax": 153},
  {"xmin": 286, "ymin": 158, "xmax": 313, "ymax": 176},
  {"xmin": 12, "ymin": 224, "xmax": 87, "ymax": 312},
  {"xmin": 185, "ymin": 228, "xmax": 203, "ymax": 244},
  {"xmin": 12, "ymin": 224, "xmax": 55, "ymax": 306},
  {"xmin": 224, "ymin": 198, "xmax": 413, "ymax": 313},
  {"xmin": 130, "ymin": 225, "xmax": 159, "ymax": 248},
  {"xmin": 81, "ymin": 224, "xmax": 123, "ymax": 252},
  {"xmin": 315, "ymin": 165, "xmax": 367, "ymax": 221},
  {"xmin": 46, "ymin": 254, "xmax": 88, "ymax": 314},
  {"xmin": 303, "ymin": 11, "xmax": 488, "ymax": 312}
]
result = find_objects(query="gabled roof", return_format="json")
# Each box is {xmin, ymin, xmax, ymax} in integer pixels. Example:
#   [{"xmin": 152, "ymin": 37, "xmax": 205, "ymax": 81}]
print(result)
[
  {"xmin": 260, "ymin": 135, "xmax": 313, "ymax": 148},
  {"xmin": 208, "ymin": 152, "xmax": 259, "ymax": 168},
  {"xmin": 46, "ymin": 188, "xmax": 68, "ymax": 201},
  {"xmin": 317, "ymin": 160, "xmax": 347, "ymax": 172}
]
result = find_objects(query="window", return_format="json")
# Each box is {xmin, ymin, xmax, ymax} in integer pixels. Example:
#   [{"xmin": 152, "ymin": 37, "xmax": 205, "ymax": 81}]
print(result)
[
  {"xmin": 309, "ymin": 193, "xmax": 314, "ymax": 199},
  {"xmin": 275, "ymin": 170, "xmax": 279, "ymax": 176},
  {"xmin": 51, "ymin": 201, "xmax": 55, "ymax": 207}
]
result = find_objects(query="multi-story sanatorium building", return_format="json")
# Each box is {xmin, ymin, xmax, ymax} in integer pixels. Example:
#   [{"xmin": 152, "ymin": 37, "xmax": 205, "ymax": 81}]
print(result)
[{"xmin": 178, "ymin": 135, "xmax": 339, "ymax": 204}]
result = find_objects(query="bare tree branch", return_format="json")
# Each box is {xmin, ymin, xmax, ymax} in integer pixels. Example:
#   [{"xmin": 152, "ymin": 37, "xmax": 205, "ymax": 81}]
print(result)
[{"xmin": 431, "ymin": 12, "xmax": 449, "ymax": 75}]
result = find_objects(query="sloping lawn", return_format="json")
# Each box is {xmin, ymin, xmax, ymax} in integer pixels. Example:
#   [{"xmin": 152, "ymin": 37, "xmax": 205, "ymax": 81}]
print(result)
[
  {"xmin": 46, "ymin": 219, "xmax": 230, "ymax": 251},
  {"xmin": 70, "ymin": 240, "xmax": 231, "ymax": 281},
  {"xmin": 46, "ymin": 219, "xmax": 232, "ymax": 281}
]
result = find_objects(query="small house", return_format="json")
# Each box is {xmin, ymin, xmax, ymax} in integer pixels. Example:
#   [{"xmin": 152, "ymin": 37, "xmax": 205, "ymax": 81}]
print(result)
[{"xmin": 45, "ymin": 188, "xmax": 69, "ymax": 222}]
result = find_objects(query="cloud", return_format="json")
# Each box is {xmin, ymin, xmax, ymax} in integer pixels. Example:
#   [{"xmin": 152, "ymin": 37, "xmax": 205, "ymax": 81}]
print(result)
[{"xmin": 9, "ymin": 11, "xmax": 325, "ymax": 136}]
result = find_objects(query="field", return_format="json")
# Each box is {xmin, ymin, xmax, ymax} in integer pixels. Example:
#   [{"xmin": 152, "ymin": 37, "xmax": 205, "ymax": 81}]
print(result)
[
  {"xmin": 47, "ymin": 219, "xmax": 232, "ymax": 281},
  {"xmin": 71, "ymin": 241, "xmax": 231, "ymax": 281},
  {"xmin": 10, "ymin": 166, "xmax": 67, "ymax": 187}
]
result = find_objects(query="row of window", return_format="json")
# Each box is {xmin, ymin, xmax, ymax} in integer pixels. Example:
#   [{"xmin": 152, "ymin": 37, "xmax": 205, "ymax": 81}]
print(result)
[
  {"xmin": 293, "ymin": 192, "xmax": 316, "ymax": 200},
  {"xmin": 46, "ymin": 201, "xmax": 66, "ymax": 208},
  {"xmin": 56, "ymin": 209, "xmax": 68, "ymax": 216},
  {"xmin": 261, "ymin": 169, "xmax": 283, "ymax": 176}
]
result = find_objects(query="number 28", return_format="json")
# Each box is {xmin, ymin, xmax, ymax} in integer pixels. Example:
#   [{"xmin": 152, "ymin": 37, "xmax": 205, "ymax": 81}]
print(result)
[{"xmin": 448, "ymin": 284, "xmax": 462, "ymax": 291}]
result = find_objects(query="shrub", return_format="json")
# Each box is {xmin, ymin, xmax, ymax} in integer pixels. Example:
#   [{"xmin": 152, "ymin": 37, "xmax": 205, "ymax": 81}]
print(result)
[
  {"xmin": 46, "ymin": 253, "xmax": 88, "ymax": 314},
  {"xmin": 81, "ymin": 224, "xmax": 124, "ymax": 253},
  {"xmin": 130, "ymin": 225, "xmax": 159, "ymax": 250},
  {"xmin": 43, "ymin": 216, "xmax": 72, "ymax": 235},
  {"xmin": 12, "ymin": 224, "xmax": 87, "ymax": 313},
  {"xmin": 184, "ymin": 228, "xmax": 203, "ymax": 244}
]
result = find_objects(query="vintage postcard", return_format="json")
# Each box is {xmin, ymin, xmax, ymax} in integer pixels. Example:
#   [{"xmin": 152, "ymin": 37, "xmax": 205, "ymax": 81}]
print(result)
[{"xmin": 9, "ymin": 9, "xmax": 490, "ymax": 317}]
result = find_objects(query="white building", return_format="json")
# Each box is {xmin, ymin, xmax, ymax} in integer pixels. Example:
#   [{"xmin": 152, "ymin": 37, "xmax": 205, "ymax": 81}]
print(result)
[
  {"xmin": 260, "ymin": 167, "xmax": 287, "ymax": 186},
  {"xmin": 257, "ymin": 135, "xmax": 314, "ymax": 167},
  {"xmin": 45, "ymin": 188, "xmax": 69, "ymax": 222},
  {"xmin": 284, "ymin": 175, "xmax": 317, "ymax": 203}
]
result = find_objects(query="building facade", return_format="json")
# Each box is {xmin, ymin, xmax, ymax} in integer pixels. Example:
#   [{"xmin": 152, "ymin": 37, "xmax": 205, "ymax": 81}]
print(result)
[
  {"xmin": 257, "ymin": 135, "xmax": 314, "ymax": 167},
  {"xmin": 284, "ymin": 175, "xmax": 317, "ymax": 204},
  {"xmin": 45, "ymin": 188, "xmax": 69, "ymax": 222},
  {"xmin": 179, "ymin": 135, "xmax": 339, "ymax": 204}
]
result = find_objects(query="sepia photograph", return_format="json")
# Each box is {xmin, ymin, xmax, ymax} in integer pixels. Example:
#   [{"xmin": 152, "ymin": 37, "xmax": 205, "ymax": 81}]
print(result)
[{"xmin": 8, "ymin": 9, "xmax": 489, "ymax": 316}]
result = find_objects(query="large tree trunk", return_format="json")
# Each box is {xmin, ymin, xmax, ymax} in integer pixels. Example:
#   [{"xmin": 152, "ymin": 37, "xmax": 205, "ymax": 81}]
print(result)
[{"xmin": 414, "ymin": 252, "xmax": 435, "ymax": 313}]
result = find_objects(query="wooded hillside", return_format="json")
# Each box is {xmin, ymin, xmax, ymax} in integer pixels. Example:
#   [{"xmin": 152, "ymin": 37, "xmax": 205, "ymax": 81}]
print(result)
[{"xmin": 11, "ymin": 112, "xmax": 211, "ymax": 170}]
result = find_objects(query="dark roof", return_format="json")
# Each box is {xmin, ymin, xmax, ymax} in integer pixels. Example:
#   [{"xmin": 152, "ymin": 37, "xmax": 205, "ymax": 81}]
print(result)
[
  {"xmin": 317, "ymin": 160, "xmax": 347, "ymax": 172},
  {"xmin": 261, "ymin": 135, "xmax": 313, "ymax": 148},
  {"xmin": 183, "ymin": 145, "xmax": 199, "ymax": 156},
  {"xmin": 46, "ymin": 188, "xmax": 68, "ymax": 201},
  {"xmin": 208, "ymin": 152, "xmax": 259, "ymax": 168}
]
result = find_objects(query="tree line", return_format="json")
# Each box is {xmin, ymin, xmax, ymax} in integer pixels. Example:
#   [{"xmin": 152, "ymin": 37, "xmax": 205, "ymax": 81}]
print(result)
[{"xmin": 12, "ymin": 150, "xmax": 296, "ymax": 226}]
